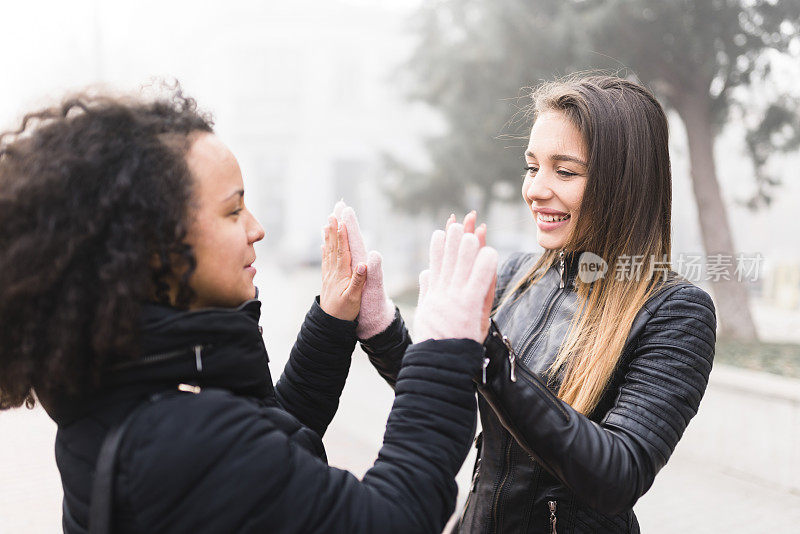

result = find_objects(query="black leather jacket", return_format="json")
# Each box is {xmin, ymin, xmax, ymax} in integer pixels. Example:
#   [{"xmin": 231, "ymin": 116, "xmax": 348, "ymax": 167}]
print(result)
[{"xmin": 362, "ymin": 251, "xmax": 717, "ymax": 533}]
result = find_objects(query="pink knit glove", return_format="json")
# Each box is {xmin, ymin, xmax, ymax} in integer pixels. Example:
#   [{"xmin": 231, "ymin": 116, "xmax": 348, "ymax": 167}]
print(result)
[
  {"xmin": 415, "ymin": 223, "xmax": 498, "ymax": 343},
  {"xmin": 332, "ymin": 201, "xmax": 396, "ymax": 339}
]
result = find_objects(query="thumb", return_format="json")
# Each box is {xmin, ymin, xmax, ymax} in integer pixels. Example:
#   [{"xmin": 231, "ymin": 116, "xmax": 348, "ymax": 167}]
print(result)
[
  {"xmin": 345, "ymin": 262, "xmax": 367, "ymax": 297},
  {"xmin": 366, "ymin": 250, "xmax": 384, "ymax": 287}
]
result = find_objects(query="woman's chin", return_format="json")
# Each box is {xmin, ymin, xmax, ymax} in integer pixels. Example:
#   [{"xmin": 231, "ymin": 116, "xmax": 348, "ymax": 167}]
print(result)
[{"xmin": 536, "ymin": 233, "xmax": 566, "ymax": 251}]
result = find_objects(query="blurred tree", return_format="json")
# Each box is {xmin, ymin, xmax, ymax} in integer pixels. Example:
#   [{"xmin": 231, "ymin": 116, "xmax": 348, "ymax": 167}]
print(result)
[{"xmin": 392, "ymin": 0, "xmax": 800, "ymax": 340}]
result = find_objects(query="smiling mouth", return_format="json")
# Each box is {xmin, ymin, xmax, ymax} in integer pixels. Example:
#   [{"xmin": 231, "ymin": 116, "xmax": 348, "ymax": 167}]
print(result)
[{"xmin": 537, "ymin": 212, "xmax": 571, "ymax": 222}]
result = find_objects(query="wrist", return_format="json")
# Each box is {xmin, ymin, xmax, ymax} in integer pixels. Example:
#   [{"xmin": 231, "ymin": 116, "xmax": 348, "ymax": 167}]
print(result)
[
  {"xmin": 312, "ymin": 296, "xmax": 359, "ymax": 340},
  {"xmin": 355, "ymin": 295, "xmax": 396, "ymax": 339}
]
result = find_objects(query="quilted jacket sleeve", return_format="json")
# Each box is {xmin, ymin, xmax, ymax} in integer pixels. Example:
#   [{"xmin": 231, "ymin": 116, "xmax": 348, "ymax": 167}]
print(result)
[
  {"xmin": 118, "ymin": 339, "xmax": 484, "ymax": 534},
  {"xmin": 479, "ymin": 283, "xmax": 717, "ymax": 514},
  {"xmin": 274, "ymin": 297, "xmax": 358, "ymax": 438}
]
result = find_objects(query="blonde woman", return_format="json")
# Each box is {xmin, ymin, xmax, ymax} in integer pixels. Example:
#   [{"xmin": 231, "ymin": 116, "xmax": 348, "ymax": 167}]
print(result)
[{"xmin": 341, "ymin": 75, "xmax": 716, "ymax": 533}]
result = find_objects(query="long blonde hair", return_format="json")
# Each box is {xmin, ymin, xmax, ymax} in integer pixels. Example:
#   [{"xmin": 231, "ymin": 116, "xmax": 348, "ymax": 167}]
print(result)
[{"xmin": 503, "ymin": 75, "xmax": 682, "ymax": 416}]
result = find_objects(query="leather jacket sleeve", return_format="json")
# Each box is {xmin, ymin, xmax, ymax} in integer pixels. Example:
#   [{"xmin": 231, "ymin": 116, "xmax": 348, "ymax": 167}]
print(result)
[{"xmin": 478, "ymin": 283, "xmax": 716, "ymax": 514}]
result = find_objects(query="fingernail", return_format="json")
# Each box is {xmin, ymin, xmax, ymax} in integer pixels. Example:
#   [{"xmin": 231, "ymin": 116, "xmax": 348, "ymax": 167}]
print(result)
[
  {"xmin": 357, "ymin": 263, "xmax": 366, "ymax": 274},
  {"xmin": 470, "ymin": 210, "xmax": 476, "ymax": 216}
]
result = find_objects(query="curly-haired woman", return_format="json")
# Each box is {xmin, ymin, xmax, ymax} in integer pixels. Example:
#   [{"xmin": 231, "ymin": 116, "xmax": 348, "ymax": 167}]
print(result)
[
  {"xmin": 339, "ymin": 75, "xmax": 717, "ymax": 533},
  {"xmin": 0, "ymin": 90, "xmax": 499, "ymax": 533}
]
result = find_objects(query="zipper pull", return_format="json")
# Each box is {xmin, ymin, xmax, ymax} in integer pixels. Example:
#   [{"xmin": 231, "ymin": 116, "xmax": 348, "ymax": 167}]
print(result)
[
  {"xmin": 502, "ymin": 335, "xmax": 516, "ymax": 382},
  {"xmin": 558, "ymin": 250, "xmax": 565, "ymax": 289},
  {"xmin": 178, "ymin": 383, "xmax": 202, "ymax": 394},
  {"xmin": 548, "ymin": 500, "xmax": 557, "ymax": 534},
  {"xmin": 194, "ymin": 345, "xmax": 203, "ymax": 372},
  {"xmin": 482, "ymin": 356, "xmax": 490, "ymax": 384},
  {"xmin": 469, "ymin": 456, "xmax": 481, "ymax": 492}
]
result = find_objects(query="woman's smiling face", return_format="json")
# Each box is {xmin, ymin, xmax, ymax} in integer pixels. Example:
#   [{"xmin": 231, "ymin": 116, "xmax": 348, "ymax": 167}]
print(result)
[
  {"xmin": 183, "ymin": 132, "xmax": 265, "ymax": 309},
  {"xmin": 522, "ymin": 110, "xmax": 589, "ymax": 251}
]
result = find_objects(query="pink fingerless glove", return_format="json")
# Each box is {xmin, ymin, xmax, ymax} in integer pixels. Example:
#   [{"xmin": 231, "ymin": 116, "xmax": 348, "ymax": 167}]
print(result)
[{"xmin": 333, "ymin": 201, "xmax": 396, "ymax": 339}]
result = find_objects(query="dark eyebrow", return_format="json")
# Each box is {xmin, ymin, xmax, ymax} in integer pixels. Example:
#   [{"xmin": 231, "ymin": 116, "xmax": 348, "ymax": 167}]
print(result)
[
  {"xmin": 525, "ymin": 150, "xmax": 587, "ymax": 167},
  {"xmin": 221, "ymin": 189, "xmax": 244, "ymax": 203}
]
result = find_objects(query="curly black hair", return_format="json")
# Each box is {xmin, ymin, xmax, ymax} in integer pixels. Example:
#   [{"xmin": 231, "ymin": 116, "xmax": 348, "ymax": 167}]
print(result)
[{"xmin": 0, "ymin": 87, "xmax": 214, "ymax": 409}]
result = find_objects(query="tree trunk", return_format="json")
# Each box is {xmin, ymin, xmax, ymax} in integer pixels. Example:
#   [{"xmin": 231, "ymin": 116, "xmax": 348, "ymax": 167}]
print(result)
[{"xmin": 676, "ymin": 91, "xmax": 759, "ymax": 341}]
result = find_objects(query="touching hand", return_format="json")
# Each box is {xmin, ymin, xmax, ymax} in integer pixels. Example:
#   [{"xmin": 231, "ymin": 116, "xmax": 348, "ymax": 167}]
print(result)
[
  {"xmin": 414, "ymin": 222, "xmax": 498, "ymax": 343},
  {"xmin": 320, "ymin": 215, "xmax": 367, "ymax": 321},
  {"xmin": 332, "ymin": 200, "xmax": 396, "ymax": 339}
]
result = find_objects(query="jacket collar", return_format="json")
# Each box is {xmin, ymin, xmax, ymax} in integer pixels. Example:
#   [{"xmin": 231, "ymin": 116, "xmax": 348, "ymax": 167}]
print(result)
[
  {"xmin": 45, "ymin": 294, "xmax": 272, "ymax": 426},
  {"xmin": 108, "ymin": 296, "xmax": 269, "ymax": 394}
]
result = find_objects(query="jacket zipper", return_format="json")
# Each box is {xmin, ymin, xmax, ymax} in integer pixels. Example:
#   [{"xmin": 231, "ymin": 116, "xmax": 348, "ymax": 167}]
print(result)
[
  {"xmin": 490, "ymin": 326, "xmax": 517, "ymax": 382},
  {"xmin": 516, "ymin": 289, "xmax": 567, "ymax": 367},
  {"xmin": 486, "ymin": 252, "xmax": 568, "ymax": 532},
  {"xmin": 548, "ymin": 500, "xmax": 558, "ymax": 534},
  {"xmin": 514, "ymin": 250, "xmax": 568, "ymax": 365},
  {"xmin": 495, "ymin": 285, "xmax": 557, "ymax": 384},
  {"xmin": 522, "ymin": 292, "xmax": 569, "ymax": 367},
  {"xmin": 515, "ymin": 363, "xmax": 570, "ymax": 421},
  {"xmin": 112, "ymin": 344, "xmax": 207, "ymax": 371},
  {"xmin": 490, "ymin": 436, "xmax": 514, "ymax": 534}
]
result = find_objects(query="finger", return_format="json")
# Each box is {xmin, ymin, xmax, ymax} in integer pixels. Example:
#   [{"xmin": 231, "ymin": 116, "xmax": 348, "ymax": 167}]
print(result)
[
  {"xmin": 333, "ymin": 199, "xmax": 346, "ymax": 220},
  {"xmin": 466, "ymin": 246, "xmax": 499, "ymax": 302},
  {"xmin": 418, "ymin": 269, "xmax": 431, "ymax": 305},
  {"xmin": 439, "ymin": 222, "xmax": 464, "ymax": 286},
  {"xmin": 480, "ymin": 272, "xmax": 497, "ymax": 339},
  {"xmin": 323, "ymin": 219, "xmax": 336, "ymax": 272},
  {"xmin": 463, "ymin": 210, "xmax": 477, "ymax": 234},
  {"xmin": 341, "ymin": 207, "xmax": 367, "ymax": 264},
  {"xmin": 326, "ymin": 216, "xmax": 337, "ymax": 264},
  {"xmin": 428, "ymin": 229, "xmax": 446, "ymax": 286},
  {"xmin": 476, "ymin": 223, "xmax": 487, "ymax": 248},
  {"xmin": 321, "ymin": 226, "xmax": 330, "ymax": 273},
  {"xmin": 452, "ymin": 233, "xmax": 480, "ymax": 286},
  {"xmin": 344, "ymin": 262, "xmax": 367, "ymax": 299},
  {"xmin": 365, "ymin": 250, "xmax": 384, "ymax": 291},
  {"xmin": 445, "ymin": 213, "xmax": 456, "ymax": 232},
  {"xmin": 336, "ymin": 222, "xmax": 351, "ymax": 276}
]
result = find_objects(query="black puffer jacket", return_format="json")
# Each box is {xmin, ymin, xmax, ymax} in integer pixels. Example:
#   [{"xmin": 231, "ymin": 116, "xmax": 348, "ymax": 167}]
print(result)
[
  {"xmin": 44, "ymin": 297, "xmax": 484, "ymax": 533},
  {"xmin": 364, "ymin": 251, "xmax": 717, "ymax": 533}
]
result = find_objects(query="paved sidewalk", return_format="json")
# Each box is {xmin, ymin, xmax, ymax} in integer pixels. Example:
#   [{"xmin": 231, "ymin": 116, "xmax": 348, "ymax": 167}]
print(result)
[{"xmin": 2, "ymin": 261, "xmax": 798, "ymax": 533}]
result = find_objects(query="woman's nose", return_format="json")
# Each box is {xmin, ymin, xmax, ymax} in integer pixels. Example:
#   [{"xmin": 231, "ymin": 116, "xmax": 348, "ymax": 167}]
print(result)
[
  {"xmin": 524, "ymin": 172, "xmax": 554, "ymax": 203},
  {"xmin": 247, "ymin": 211, "xmax": 266, "ymax": 243}
]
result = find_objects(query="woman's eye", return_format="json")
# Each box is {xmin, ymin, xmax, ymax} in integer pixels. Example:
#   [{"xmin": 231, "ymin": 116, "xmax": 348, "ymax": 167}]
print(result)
[
  {"xmin": 230, "ymin": 208, "xmax": 243, "ymax": 217},
  {"xmin": 524, "ymin": 165, "xmax": 539, "ymax": 175},
  {"xmin": 557, "ymin": 169, "xmax": 577, "ymax": 177}
]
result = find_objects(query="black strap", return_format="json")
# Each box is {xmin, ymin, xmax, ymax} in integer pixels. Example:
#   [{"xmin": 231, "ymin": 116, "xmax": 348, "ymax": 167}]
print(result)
[{"xmin": 88, "ymin": 391, "xmax": 176, "ymax": 534}]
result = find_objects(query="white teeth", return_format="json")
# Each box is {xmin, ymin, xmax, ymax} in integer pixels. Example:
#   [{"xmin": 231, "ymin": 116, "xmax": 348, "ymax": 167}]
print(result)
[{"xmin": 538, "ymin": 213, "xmax": 570, "ymax": 222}]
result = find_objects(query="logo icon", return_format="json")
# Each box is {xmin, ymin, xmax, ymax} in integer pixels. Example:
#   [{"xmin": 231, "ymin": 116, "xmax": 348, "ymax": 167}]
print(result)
[{"xmin": 578, "ymin": 252, "xmax": 608, "ymax": 283}]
